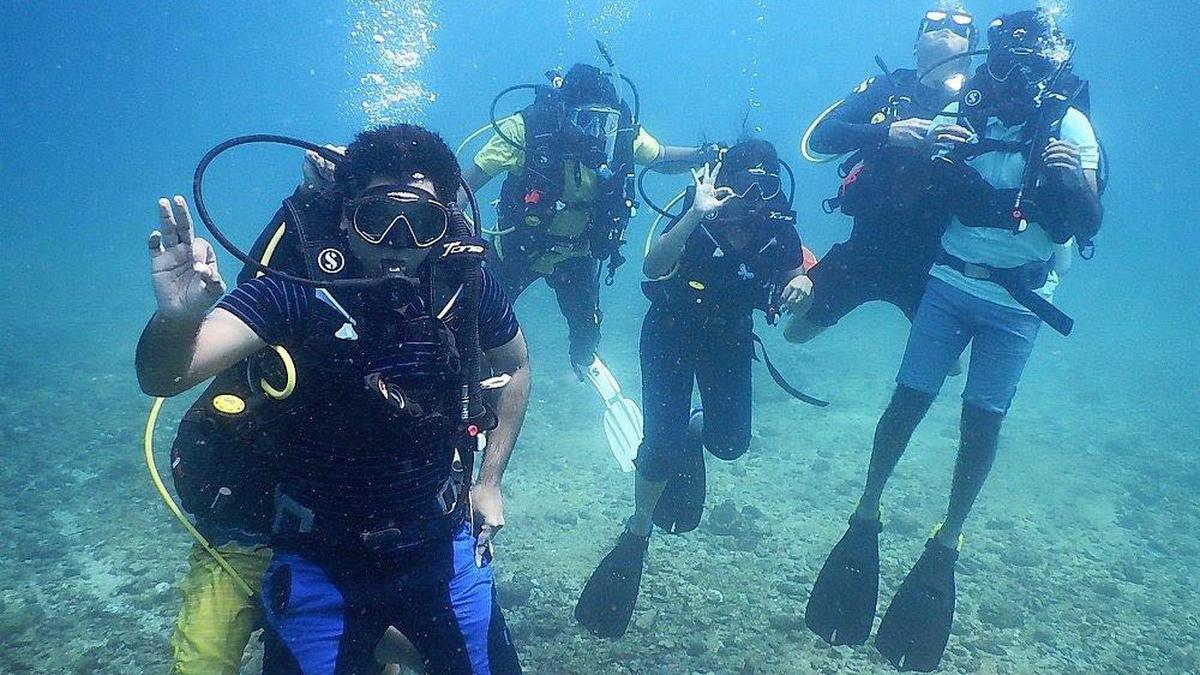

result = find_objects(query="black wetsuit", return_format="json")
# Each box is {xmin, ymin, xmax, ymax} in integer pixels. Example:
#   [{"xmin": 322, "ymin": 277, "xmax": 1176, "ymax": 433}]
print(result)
[
  {"xmin": 806, "ymin": 69, "xmax": 955, "ymax": 326},
  {"xmin": 637, "ymin": 215, "xmax": 802, "ymax": 481}
]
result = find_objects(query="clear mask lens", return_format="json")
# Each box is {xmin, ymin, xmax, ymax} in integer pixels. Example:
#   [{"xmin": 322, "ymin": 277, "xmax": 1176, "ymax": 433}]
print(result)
[
  {"xmin": 726, "ymin": 166, "xmax": 782, "ymax": 202},
  {"xmin": 567, "ymin": 106, "xmax": 620, "ymax": 139},
  {"xmin": 352, "ymin": 190, "xmax": 448, "ymax": 248},
  {"xmin": 921, "ymin": 10, "xmax": 975, "ymax": 41}
]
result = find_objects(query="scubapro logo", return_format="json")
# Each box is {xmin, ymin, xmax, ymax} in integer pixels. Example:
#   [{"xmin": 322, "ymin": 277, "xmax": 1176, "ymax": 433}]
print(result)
[
  {"xmin": 318, "ymin": 248, "xmax": 346, "ymax": 274},
  {"xmin": 964, "ymin": 90, "xmax": 983, "ymax": 107}
]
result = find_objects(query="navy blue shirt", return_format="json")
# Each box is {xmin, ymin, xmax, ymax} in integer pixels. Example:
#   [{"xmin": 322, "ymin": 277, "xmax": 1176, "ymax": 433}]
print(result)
[{"xmin": 215, "ymin": 268, "xmax": 519, "ymax": 528}]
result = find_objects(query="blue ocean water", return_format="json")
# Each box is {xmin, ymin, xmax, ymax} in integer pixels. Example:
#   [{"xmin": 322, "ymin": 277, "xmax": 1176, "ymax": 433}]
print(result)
[{"xmin": 1, "ymin": 1, "xmax": 1197, "ymax": 672}]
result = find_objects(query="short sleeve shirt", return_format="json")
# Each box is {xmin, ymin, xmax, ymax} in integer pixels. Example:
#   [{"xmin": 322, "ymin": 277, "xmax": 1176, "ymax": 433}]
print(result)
[{"xmin": 930, "ymin": 104, "xmax": 1100, "ymax": 309}]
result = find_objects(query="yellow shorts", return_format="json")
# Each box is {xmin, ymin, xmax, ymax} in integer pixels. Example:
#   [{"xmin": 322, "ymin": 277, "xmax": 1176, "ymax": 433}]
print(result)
[{"xmin": 169, "ymin": 542, "xmax": 271, "ymax": 675}]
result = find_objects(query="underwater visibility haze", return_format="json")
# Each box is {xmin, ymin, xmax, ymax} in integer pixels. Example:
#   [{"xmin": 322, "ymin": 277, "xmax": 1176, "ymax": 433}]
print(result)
[{"xmin": 1, "ymin": 0, "xmax": 1198, "ymax": 673}]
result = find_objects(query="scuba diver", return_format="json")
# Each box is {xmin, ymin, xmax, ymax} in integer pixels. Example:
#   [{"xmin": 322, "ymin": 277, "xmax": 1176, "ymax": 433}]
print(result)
[
  {"xmin": 787, "ymin": 8, "xmax": 977, "ymax": 346},
  {"xmin": 574, "ymin": 140, "xmax": 815, "ymax": 639},
  {"xmin": 137, "ymin": 124, "xmax": 530, "ymax": 674},
  {"xmin": 462, "ymin": 60, "xmax": 715, "ymax": 473},
  {"xmin": 463, "ymin": 62, "xmax": 712, "ymax": 374},
  {"xmin": 804, "ymin": 10, "xmax": 1103, "ymax": 672},
  {"xmin": 160, "ymin": 145, "xmax": 426, "ymax": 675}
]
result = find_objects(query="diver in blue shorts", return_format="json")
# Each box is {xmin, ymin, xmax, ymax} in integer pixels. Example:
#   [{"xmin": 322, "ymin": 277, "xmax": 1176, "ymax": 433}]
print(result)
[
  {"xmin": 137, "ymin": 124, "xmax": 530, "ymax": 674},
  {"xmin": 804, "ymin": 10, "xmax": 1104, "ymax": 672}
]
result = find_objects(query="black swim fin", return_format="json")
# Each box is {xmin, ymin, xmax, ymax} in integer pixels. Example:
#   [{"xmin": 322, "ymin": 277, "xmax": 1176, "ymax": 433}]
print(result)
[
  {"xmin": 651, "ymin": 444, "xmax": 706, "ymax": 534},
  {"xmin": 650, "ymin": 409, "xmax": 706, "ymax": 534},
  {"xmin": 875, "ymin": 538, "xmax": 959, "ymax": 672},
  {"xmin": 575, "ymin": 530, "xmax": 650, "ymax": 639},
  {"xmin": 805, "ymin": 516, "xmax": 882, "ymax": 646}
]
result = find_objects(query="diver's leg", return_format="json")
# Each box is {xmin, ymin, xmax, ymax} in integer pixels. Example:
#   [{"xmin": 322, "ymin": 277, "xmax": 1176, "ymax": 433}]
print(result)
[
  {"xmin": 548, "ymin": 256, "xmax": 603, "ymax": 371},
  {"xmin": 397, "ymin": 523, "xmax": 521, "ymax": 675},
  {"xmin": 260, "ymin": 552, "xmax": 379, "ymax": 674},
  {"xmin": 935, "ymin": 295, "xmax": 1040, "ymax": 545},
  {"xmin": 855, "ymin": 278, "xmax": 971, "ymax": 520},
  {"xmin": 169, "ymin": 543, "xmax": 272, "ymax": 675},
  {"xmin": 786, "ymin": 241, "xmax": 870, "ymax": 344},
  {"xmin": 628, "ymin": 304, "xmax": 697, "ymax": 535},
  {"xmin": 694, "ymin": 315, "xmax": 753, "ymax": 460},
  {"xmin": 938, "ymin": 403, "xmax": 1002, "ymax": 545}
]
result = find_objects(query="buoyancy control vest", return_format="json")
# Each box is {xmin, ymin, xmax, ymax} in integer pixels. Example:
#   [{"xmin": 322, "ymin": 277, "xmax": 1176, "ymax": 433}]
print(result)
[
  {"xmin": 170, "ymin": 187, "xmax": 488, "ymax": 537},
  {"xmin": 823, "ymin": 69, "xmax": 955, "ymax": 227},
  {"xmin": 943, "ymin": 63, "xmax": 1106, "ymax": 247},
  {"xmin": 496, "ymin": 91, "xmax": 639, "ymax": 281},
  {"xmin": 643, "ymin": 189, "xmax": 800, "ymax": 320}
]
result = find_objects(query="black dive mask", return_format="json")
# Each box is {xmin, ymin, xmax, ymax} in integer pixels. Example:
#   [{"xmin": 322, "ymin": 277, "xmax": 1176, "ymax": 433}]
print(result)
[
  {"xmin": 567, "ymin": 104, "xmax": 620, "ymax": 140},
  {"xmin": 919, "ymin": 9, "xmax": 978, "ymax": 47},
  {"xmin": 985, "ymin": 12, "xmax": 1073, "ymax": 100},
  {"xmin": 721, "ymin": 164, "xmax": 783, "ymax": 202},
  {"xmin": 348, "ymin": 185, "xmax": 449, "ymax": 250}
]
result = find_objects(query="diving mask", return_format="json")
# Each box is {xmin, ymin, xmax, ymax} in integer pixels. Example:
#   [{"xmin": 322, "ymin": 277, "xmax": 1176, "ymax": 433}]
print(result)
[
  {"xmin": 723, "ymin": 164, "xmax": 783, "ymax": 202},
  {"xmin": 919, "ymin": 9, "xmax": 978, "ymax": 46},
  {"xmin": 986, "ymin": 12, "xmax": 1072, "ymax": 87},
  {"xmin": 349, "ymin": 185, "xmax": 449, "ymax": 249},
  {"xmin": 567, "ymin": 104, "xmax": 621, "ymax": 140}
]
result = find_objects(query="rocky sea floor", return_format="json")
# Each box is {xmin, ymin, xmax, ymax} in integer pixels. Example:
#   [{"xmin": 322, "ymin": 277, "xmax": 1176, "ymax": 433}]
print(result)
[{"xmin": 1, "ymin": 295, "xmax": 1196, "ymax": 674}]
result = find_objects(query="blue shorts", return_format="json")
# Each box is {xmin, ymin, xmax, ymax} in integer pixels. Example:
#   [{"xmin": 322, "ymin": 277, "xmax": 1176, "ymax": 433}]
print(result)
[
  {"xmin": 897, "ymin": 277, "xmax": 1042, "ymax": 415},
  {"xmin": 261, "ymin": 522, "xmax": 520, "ymax": 674}
]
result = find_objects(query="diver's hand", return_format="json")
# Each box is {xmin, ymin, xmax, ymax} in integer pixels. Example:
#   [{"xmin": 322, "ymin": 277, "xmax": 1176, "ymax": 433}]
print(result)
[
  {"xmin": 148, "ymin": 196, "xmax": 225, "ymax": 321},
  {"xmin": 470, "ymin": 483, "xmax": 505, "ymax": 567},
  {"xmin": 888, "ymin": 118, "xmax": 934, "ymax": 150},
  {"xmin": 929, "ymin": 123, "xmax": 975, "ymax": 146},
  {"xmin": 301, "ymin": 144, "xmax": 345, "ymax": 194},
  {"xmin": 1042, "ymin": 138, "xmax": 1083, "ymax": 175},
  {"xmin": 779, "ymin": 274, "xmax": 813, "ymax": 308},
  {"xmin": 688, "ymin": 162, "xmax": 735, "ymax": 216}
]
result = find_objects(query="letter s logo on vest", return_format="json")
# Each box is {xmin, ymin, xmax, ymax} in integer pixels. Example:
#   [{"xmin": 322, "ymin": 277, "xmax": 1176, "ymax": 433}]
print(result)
[
  {"xmin": 440, "ymin": 240, "xmax": 486, "ymax": 258},
  {"xmin": 318, "ymin": 248, "xmax": 346, "ymax": 274}
]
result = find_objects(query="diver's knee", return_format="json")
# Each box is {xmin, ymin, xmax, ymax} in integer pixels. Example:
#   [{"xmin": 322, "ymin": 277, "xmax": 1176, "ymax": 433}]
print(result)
[
  {"xmin": 959, "ymin": 403, "xmax": 1003, "ymax": 458},
  {"xmin": 784, "ymin": 316, "xmax": 823, "ymax": 344},
  {"xmin": 886, "ymin": 385, "xmax": 936, "ymax": 421},
  {"xmin": 702, "ymin": 429, "xmax": 751, "ymax": 461}
]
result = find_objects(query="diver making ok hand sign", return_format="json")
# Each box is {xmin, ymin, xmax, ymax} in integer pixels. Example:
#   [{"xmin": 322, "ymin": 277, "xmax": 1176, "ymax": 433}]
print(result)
[
  {"xmin": 148, "ymin": 196, "xmax": 226, "ymax": 321},
  {"xmin": 576, "ymin": 141, "xmax": 817, "ymax": 640}
]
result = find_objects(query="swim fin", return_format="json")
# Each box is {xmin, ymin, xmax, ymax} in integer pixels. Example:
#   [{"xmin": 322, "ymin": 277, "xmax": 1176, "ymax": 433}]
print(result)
[
  {"xmin": 651, "ymin": 410, "xmax": 706, "ymax": 534},
  {"xmin": 574, "ymin": 530, "xmax": 650, "ymax": 639},
  {"xmin": 584, "ymin": 355, "xmax": 642, "ymax": 473},
  {"xmin": 874, "ymin": 539, "xmax": 959, "ymax": 672},
  {"xmin": 805, "ymin": 515, "xmax": 882, "ymax": 646}
]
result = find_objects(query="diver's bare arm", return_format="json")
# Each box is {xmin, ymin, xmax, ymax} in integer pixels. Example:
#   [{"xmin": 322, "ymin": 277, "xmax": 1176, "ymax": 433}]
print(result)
[
  {"xmin": 643, "ymin": 208, "xmax": 701, "ymax": 278},
  {"xmin": 457, "ymin": 163, "xmax": 494, "ymax": 211},
  {"xmin": 135, "ymin": 308, "xmax": 265, "ymax": 397},
  {"xmin": 649, "ymin": 145, "xmax": 708, "ymax": 174},
  {"xmin": 476, "ymin": 329, "xmax": 531, "ymax": 487}
]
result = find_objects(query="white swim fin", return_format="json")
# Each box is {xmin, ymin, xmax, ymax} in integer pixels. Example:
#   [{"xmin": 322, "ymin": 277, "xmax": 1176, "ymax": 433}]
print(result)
[{"xmin": 584, "ymin": 354, "xmax": 641, "ymax": 473}]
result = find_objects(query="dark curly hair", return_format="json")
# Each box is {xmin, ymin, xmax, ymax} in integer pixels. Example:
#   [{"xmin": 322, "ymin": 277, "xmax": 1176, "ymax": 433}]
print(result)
[
  {"xmin": 560, "ymin": 63, "xmax": 619, "ymax": 107},
  {"xmin": 334, "ymin": 123, "xmax": 461, "ymax": 201}
]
